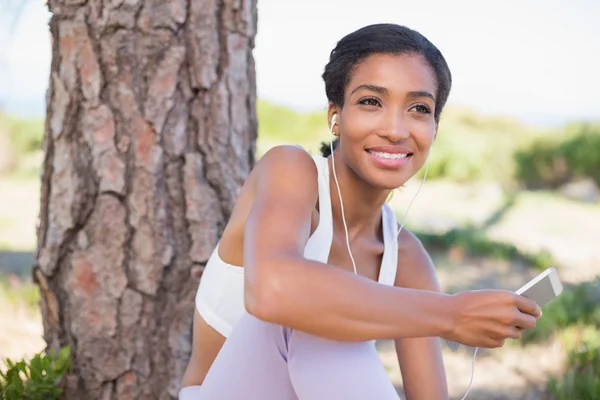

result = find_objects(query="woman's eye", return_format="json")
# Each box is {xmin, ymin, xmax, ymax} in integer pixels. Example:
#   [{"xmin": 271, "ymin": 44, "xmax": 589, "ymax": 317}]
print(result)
[
  {"xmin": 358, "ymin": 97, "xmax": 381, "ymax": 107},
  {"xmin": 411, "ymin": 104, "xmax": 432, "ymax": 114}
]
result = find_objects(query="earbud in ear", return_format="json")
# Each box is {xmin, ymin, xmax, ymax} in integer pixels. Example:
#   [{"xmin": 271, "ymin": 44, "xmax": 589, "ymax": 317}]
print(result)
[{"xmin": 331, "ymin": 114, "xmax": 337, "ymax": 126}]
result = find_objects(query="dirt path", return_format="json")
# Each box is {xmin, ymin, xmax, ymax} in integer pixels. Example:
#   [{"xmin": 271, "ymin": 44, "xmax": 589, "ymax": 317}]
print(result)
[{"xmin": 0, "ymin": 300, "xmax": 45, "ymax": 370}]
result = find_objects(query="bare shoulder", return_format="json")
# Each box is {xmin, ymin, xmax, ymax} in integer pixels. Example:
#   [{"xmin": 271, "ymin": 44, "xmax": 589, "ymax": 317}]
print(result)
[
  {"xmin": 394, "ymin": 228, "xmax": 441, "ymax": 292},
  {"xmin": 219, "ymin": 145, "xmax": 320, "ymax": 264},
  {"xmin": 253, "ymin": 145, "xmax": 317, "ymax": 183},
  {"xmin": 230, "ymin": 144, "xmax": 319, "ymax": 222}
]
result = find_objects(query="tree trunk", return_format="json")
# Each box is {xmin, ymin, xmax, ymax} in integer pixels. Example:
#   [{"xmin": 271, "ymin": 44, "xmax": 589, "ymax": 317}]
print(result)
[{"xmin": 34, "ymin": 0, "xmax": 257, "ymax": 398}]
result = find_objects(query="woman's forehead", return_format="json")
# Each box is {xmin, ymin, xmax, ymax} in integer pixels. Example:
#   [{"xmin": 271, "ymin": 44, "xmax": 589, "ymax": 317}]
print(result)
[{"xmin": 347, "ymin": 53, "xmax": 437, "ymax": 96}]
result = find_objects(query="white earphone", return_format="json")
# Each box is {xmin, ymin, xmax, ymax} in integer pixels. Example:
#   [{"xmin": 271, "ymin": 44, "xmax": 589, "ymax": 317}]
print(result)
[{"xmin": 328, "ymin": 114, "xmax": 477, "ymax": 400}]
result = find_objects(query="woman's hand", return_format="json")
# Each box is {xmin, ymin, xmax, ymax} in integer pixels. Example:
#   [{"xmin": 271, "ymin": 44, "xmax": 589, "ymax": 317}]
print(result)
[{"xmin": 447, "ymin": 290, "xmax": 541, "ymax": 348}]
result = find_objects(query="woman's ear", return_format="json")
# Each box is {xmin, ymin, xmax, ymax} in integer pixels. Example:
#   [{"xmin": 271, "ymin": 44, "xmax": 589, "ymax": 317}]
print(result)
[{"xmin": 327, "ymin": 103, "xmax": 340, "ymax": 129}]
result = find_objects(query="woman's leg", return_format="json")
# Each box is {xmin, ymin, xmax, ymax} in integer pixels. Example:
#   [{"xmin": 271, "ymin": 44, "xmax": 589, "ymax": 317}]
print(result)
[
  {"xmin": 200, "ymin": 312, "xmax": 399, "ymax": 400},
  {"xmin": 178, "ymin": 386, "xmax": 202, "ymax": 400},
  {"xmin": 287, "ymin": 331, "xmax": 400, "ymax": 399},
  {"xmin": 199, "ymin": 312, "xmax": 298, "ymax": 400}
]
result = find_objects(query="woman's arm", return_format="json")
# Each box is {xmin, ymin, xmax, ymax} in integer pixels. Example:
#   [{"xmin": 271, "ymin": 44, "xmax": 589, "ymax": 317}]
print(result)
[
  {"xmin": 243, "ymin": 145, "xmax": 453, "ymax": 342},
  {"xmin": 244, "ymin": 145, "xmax": 540, "ymax": 345},
  {"xmin": 393, "ymin": 230, "xmax": 448, "ymax": 400}
]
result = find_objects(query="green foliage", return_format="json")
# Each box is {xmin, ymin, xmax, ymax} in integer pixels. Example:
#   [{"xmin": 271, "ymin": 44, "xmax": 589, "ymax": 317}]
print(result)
[
  {"xmin": 515, "ymin": 122, "xmax": 600, "ymax": 188},
  {"xmin": 2, "ymin": 101, "xmax": 600, "ymax": 188},
  {"xmin": 255, "ymin": 101, "xmax": 551, "ymax": 183},
  {"xmin": 0, "ymin": 346, "xmax": 71, "ymax": 400},
  {"xmin": 4, "ymin": 116, "xmax": 45, "ymax": 154},
  {"xmin": 418, "ymin": 106, "xmax": 543, "ymax": 183},
  {"xmin": 257, "ymin": 100, "xmax": 328, "ymax": 154},
  {"xmin": 0, "ymin": 114, "xmax": 44, "ymax": 177},
  {"xmin": 546, "ymin": 326, "xmax": 600, "ymax": 399},
  {"xmin": 514, "ymin": 139, "xmax": 570, "ymax": 188},
  {"xmin": 415, "ymin": 227, "xmax": 554, "ymax": 271},
  {"xmin": 513, "ymin": 277, "xmax": 600, "ymax": 398},
  {"xmin": 560, "ymin": 123, "xmax": 600, "ymax": 186}
]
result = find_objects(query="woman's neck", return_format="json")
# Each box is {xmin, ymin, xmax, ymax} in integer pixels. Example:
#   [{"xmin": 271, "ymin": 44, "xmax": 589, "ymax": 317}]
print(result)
[{"xmin": 327, "ymin": 155, "xmax": 391, "ymax": 241}]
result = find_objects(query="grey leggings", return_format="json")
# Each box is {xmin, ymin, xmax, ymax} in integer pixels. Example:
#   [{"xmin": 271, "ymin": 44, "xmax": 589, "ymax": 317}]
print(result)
[{"xmin": 187, "ymin": 312, "xmax": 400, "ymax": 400}]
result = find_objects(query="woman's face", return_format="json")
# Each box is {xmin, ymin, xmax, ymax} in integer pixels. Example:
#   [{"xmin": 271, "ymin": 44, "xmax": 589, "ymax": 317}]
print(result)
[{"xmin": 330, "ymin": 53, "xmax": 438, "ymax": 190}]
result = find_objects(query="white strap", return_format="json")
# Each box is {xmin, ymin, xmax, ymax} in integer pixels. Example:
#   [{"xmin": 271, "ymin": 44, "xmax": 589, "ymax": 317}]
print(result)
[
  {"xmin": 303, "ymin": 155, "xmax": 333, "ymax": 264},
  {"xmin": 378, "ymin": 203, "xmax": 399, "ymax": 286},
  {"xmin": 304, "ymin": 155, "xmax": 398, "ymax": 284}
]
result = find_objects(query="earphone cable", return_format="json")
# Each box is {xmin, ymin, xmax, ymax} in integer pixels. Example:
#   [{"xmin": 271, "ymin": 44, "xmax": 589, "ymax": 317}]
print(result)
[
  {"xmin": 330, "ymin": 135, "xmax": 358, "ymax": 275},
  {"xmin": 460, "ymin": 347, "xmax": 479, "ymax": 400},
  {"xmin": 328, "ymin": 124, "xmax": 477, "ymax": 400}
]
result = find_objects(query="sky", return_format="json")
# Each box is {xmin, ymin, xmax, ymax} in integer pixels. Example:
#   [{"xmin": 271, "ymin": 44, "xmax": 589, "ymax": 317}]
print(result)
[{"xmin": 1, "ymin": 0, "xmax": 599, "ymax": 126}]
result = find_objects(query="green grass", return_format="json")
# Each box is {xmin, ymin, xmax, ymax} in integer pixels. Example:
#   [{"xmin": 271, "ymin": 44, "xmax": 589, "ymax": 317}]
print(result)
[
  {"xmin": 0, "ymin": 275, "xmax": 40, "ymax": 312},
  {"xmin": 415, "ymin": 227, "xmax": 555, "ymax": 271}
]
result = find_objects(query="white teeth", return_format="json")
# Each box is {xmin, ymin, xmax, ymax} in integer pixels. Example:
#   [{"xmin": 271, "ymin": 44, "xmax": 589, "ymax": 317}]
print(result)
[{"xmin": 368, "ymin": 150, "xmax": 408, "ymax": 159}]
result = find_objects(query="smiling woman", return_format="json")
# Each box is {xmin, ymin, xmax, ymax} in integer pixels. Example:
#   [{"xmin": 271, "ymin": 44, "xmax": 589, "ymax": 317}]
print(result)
[
  {"xmin": 324, "ymin": 51, "xmax": 442, "ymax": 191},
  {"xmin": 180, "ymin": 23, "xmax": 542, "ymax": 400}
]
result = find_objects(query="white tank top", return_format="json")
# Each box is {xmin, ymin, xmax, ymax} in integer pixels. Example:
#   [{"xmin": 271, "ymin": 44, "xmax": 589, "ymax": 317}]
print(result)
[{"xmin": 195, "ymin": 154, "xmax": 399, "ymax": 338}]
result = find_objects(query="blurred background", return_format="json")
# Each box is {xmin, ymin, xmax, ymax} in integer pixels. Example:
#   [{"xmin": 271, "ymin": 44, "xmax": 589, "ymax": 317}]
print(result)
[{"xmin": 1, "ymin": 0, "xmax": 599, "ymax": 399}]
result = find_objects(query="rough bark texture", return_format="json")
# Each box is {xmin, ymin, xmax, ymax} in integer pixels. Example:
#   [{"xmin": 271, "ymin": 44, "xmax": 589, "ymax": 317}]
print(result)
[{"xmin": 33, "ymin": 0, "xmax": 258, "ymax": 398}]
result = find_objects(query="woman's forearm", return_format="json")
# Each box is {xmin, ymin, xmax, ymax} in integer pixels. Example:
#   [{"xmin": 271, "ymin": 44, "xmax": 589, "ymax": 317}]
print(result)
[{"xmin": 245, "ymin": 257, "xmax": 454, "ymax": 342}]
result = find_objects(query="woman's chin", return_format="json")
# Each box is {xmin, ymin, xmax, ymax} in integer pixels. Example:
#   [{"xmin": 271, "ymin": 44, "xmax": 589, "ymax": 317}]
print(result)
[
  {"xmin": 368, "ymin": 175, "xmax": 410, "ymax": 191},
  {"xmin": 368, "ymin": 169, "xmax": 414, "ymax": 190}
]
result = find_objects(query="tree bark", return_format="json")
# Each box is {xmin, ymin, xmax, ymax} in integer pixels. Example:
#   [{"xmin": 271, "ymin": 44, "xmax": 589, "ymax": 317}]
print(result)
[{"xmin": 34, "ymin": 0, "xmax": 257, "ymax": 398}]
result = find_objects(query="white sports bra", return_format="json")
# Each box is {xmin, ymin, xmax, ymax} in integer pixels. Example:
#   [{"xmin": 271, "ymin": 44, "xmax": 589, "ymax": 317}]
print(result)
[{"xmin": 195, "ymin": 154, "xmax": 399, "ymax": 338}]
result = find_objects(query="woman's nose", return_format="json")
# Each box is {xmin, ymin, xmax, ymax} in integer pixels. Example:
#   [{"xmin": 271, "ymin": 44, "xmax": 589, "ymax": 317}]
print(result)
[{"xmin": 381, "ymin": 115, "xmax": 410, "ymax": 142}]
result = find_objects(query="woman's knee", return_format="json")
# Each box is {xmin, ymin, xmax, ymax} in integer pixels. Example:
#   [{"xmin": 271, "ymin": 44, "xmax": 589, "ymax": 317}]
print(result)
[
  {"xmin": 178, "ymin": 385, "xmax": 202, "ymax": 400},
  {"xmin": 287, "ymin": 333, "xmax": 398, "ymax": 399}
]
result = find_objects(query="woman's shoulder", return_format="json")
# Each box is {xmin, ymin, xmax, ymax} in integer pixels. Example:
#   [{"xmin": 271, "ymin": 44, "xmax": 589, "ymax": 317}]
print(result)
[
  {"xmin": 394, "ymin": 227, "xmax": 441, "ymax": 291},
  {"xmin": 218, "ymin": 145, "xmax": 321, "ymax": 265},
  {"xmin": 257, "ymin": 144, "xmax": 316, "ymax": 163},
  {"xmin": 396, "ymin": 228, "xmax": 425, "ymax": 254},
  {"xmin": 253, "ymin": 145, "xmax": 320, "ymax": 184}
]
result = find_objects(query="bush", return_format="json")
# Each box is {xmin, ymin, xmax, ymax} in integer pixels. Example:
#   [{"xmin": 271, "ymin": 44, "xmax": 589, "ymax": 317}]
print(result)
[
  {"xmin": 515, "ymin": 122, "xmax": 600, "ymax": 189},
  {"xmin": 0, "ymin": 346, "xmax": 71, "ymax": 400},
  {"xmin": 546, "ymin": 326, "xmax": 600, "ymax": 400},
  {"xmin": 561, "ymin": 124, "xmax": 600, "ymax": 186},
  {"xmin": 513, "ymin": 277, "xmax": 600, "ymax": 398},
  {"xmin": 514, "ymin": 139, "xmax": 571, "ymax": 189},
  {"xmin": 415, "ymin": 106, "xmax": 545, "ymax": 183}
]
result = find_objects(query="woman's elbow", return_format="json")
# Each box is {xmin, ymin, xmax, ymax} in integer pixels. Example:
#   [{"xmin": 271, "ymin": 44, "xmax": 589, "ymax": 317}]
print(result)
[{"xmin": 244, "ymin": 271, "xmax": 285, "ymax": 322}]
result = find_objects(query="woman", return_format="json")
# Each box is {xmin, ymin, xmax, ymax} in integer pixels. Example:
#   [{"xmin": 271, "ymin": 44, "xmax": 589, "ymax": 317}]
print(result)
[{"xmin": 180, "ymin": 23, "xmax": 541, "ymax": 399}]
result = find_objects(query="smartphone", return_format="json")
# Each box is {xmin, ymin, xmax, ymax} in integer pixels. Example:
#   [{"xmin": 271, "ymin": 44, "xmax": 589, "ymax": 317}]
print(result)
[{"xmin": 515, "ymin": 267, "xmax": 563, "ymax": 307}]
